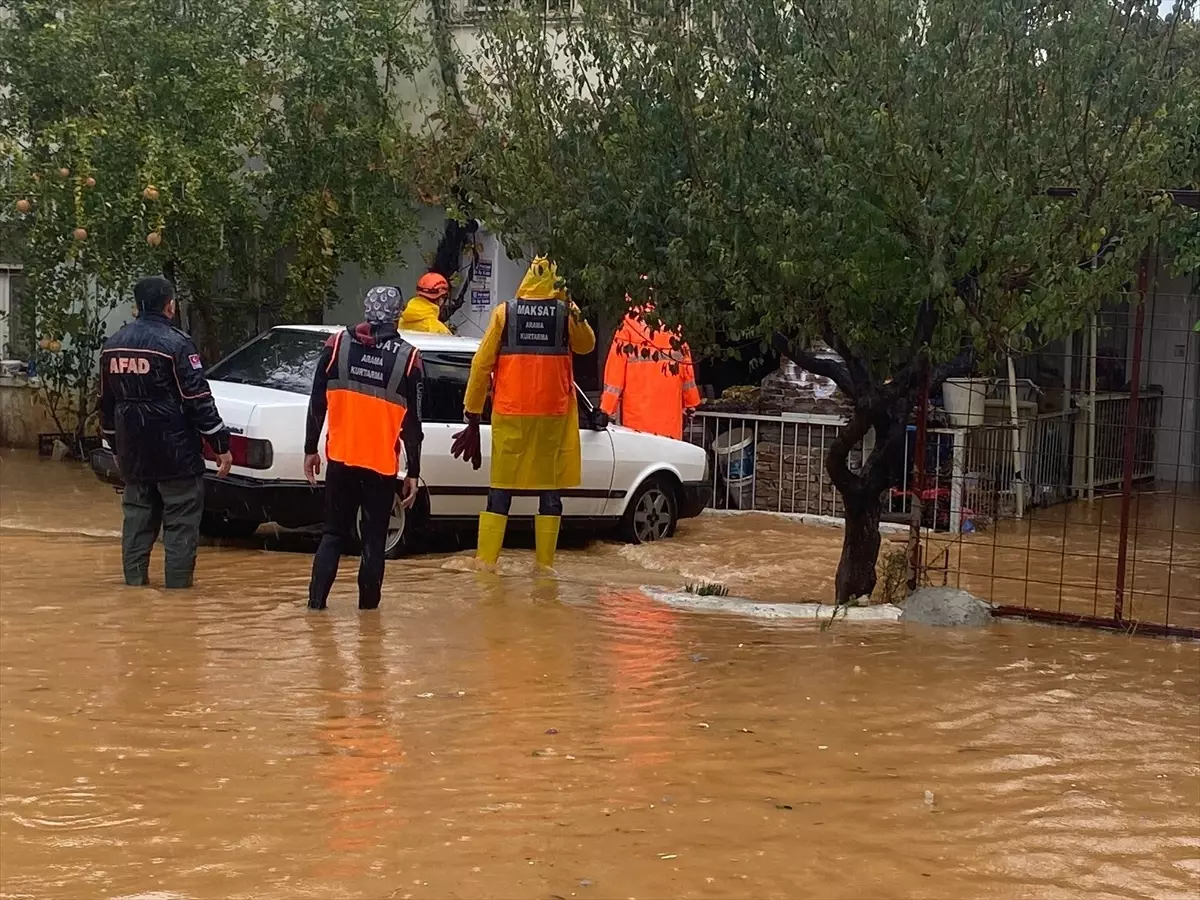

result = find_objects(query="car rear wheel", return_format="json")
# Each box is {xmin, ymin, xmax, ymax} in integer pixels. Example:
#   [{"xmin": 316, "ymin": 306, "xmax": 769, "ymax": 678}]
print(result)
[
  {"xmin": 199, "ymin": 512, "xmax": 261, "ymax": 540},
  {"xmin": 358, "ymin": 490, "xmax": 411, "ymax": 559},
  {"xmin": 621, "ymin": 477, "xmax": 678, "ymax": 544}
]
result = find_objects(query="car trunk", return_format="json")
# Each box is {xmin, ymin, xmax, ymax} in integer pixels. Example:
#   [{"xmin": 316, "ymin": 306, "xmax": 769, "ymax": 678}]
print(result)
[{"xmin": 209, "ymin": 381, "xmax": 313, "ymax": 482}]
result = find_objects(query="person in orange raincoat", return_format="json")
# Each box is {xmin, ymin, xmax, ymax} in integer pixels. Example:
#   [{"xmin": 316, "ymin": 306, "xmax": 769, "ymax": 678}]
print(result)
[
  {"xmin": 600, "ymin": 304, "xmax": 701, "ymax": 441},
  {"xmin": 451, "ymin": 258, "xmax": 596, "ymax": 572}
]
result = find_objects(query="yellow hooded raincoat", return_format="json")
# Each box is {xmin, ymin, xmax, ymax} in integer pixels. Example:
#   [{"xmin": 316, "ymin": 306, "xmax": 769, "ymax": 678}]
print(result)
[
  {"xmin": 464, "ymin": 259, "xmax": 595, "ymax": 491},
  {"xmin": 398, "ymin": 296, "xmax": 452, "ymax": 334}
]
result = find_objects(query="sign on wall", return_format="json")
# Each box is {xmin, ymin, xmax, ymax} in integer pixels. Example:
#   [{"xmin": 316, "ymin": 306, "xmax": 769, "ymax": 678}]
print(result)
[
  {"xmin": 451, "ymin": 234, "xmax": 503, "ymax": 340},
  {"xmin": 470, "ymin": 256, "xmax": 494, "ymax": 310}
]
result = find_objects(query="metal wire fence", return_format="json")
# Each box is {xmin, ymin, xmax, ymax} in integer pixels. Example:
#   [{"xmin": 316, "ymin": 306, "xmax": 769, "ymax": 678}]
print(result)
[{"xmin": 686, "ymin": 257, "xmax": 1198, "ymax": 638}]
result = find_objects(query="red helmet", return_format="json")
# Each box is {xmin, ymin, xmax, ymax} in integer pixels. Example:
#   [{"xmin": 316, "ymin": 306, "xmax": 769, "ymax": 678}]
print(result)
[{"xmin": 416, "ymin": 272, "xmax": 450, "ymax": 301}]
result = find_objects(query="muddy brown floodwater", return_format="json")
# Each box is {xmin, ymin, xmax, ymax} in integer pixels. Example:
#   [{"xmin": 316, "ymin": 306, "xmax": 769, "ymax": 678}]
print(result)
[{"xmin": 1, "ymin": 450, "xmax": 1198, "ymax": 900}]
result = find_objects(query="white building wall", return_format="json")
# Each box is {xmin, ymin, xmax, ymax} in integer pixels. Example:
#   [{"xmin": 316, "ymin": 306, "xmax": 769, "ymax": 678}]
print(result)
[
  {"xmin": 1138, "ymin": 259, "xmax": 1199, "ymax": 485},
  {"xmin": 324, "ymin": 16, "xmax": 571, "ymax": 330},
  {"xmin": 0, "ymin": 267, "xmax": 15, "ymax": 360},
  {"xmin": 324, "ymin": 207, "xmax": 530, "ymax": 338}
]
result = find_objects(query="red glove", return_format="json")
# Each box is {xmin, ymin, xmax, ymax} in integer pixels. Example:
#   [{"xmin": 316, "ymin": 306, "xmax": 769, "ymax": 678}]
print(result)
[{"xmin": 451, "ymin": 413, "xmax": 482, "ymax": 470}]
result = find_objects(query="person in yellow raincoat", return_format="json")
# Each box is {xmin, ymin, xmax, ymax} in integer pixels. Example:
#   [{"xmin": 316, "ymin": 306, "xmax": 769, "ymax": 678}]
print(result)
[
  {"xmin": 398, "ymin": 272, "xmax": 453, "ymax": 335},
  {"xmin": 451, "ymin": 258, "xmax": 596, "ymax": 571}
]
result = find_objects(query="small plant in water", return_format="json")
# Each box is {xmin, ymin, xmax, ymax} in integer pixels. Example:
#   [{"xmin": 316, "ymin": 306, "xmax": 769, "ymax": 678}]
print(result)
[
  {"xmin": 875, "ymin": 547, "xmax": 910, "ymax": 606},
  {"xmin": 684, "ymin": 581, "xmax": 730, "ymax": 597},
  {"xmin": 819, "ymin": 600, "xmax": 852, "ymax": 632}
]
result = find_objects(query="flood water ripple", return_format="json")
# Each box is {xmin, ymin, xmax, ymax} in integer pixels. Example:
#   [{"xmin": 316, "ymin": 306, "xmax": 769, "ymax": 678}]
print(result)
[{"xmin": 1, "ymin": 450, "xmax": 1198, "ymax": 900}]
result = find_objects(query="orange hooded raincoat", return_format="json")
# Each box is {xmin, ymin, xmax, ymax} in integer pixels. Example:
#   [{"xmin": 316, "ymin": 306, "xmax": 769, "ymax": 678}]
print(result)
[{"xmin": 600, "ymin": 308, "xmax": 700, "ymax": 440}]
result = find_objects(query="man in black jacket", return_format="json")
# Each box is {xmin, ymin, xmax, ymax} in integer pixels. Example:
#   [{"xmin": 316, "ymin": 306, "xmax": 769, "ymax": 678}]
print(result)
[{"xmin": 99, "ymin": 275, "xmax": 233, "ymax": 588}]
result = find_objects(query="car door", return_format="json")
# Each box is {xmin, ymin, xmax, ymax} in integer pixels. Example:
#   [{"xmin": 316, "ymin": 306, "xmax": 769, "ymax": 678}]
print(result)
[
  {"xmin": 569, "ymin": 391, "xmax": 616, "ymax": 517},
  {"xmin": 419, "ymin": 353, "xmax": 615, "ymax": 519},
  {"xmin": 418, "ymin": 351, "xmax": 491, "ymax": 518}
]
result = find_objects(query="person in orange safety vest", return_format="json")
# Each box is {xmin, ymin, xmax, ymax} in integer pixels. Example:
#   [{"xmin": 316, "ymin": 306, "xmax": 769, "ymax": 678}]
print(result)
[
  {"xmin": 303, "ymin": 286, "xmax": 424, "ymax": 611},
  {"xmin": 600, "ymin": 305, "xmax": 701, "ymax": 441}
]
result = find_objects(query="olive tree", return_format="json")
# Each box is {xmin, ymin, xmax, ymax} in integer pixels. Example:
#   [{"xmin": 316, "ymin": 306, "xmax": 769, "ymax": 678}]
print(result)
[{"xmin": 461, "ymin": 0, "xmax": 1197, "ymax": 602}]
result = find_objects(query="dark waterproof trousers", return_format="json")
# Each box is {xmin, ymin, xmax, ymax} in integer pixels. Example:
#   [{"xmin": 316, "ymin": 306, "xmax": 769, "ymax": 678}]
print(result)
[
  {"xmin": 486, "ymin": 489, "xmax": 563, "ymax": 516},
  {"xmin": 121, "ymin": 476, "xmax": 205, "ymax": 588},
  {"xmin": 308, "ymin": 460, "xmax": 396, "ymax": 611}
]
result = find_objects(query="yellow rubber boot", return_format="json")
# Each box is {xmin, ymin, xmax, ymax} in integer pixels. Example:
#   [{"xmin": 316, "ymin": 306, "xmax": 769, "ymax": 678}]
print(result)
[
  {"xmin": 534, "ymin": 515, "xmax": 561, "ymax": 573},
  {"xmin": 476, "ymin": 512, "xmax": 507, "ymax": 570}
]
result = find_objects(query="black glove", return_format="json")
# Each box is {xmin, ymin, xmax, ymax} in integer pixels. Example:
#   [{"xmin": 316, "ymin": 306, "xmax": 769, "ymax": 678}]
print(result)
[
  {"xmin": 591, "ymin": 409, "xmax": 611, "ymax": 431},
  {"xmin": 451, "ymin": 413, "xmax": 482, "ymax": 470}
]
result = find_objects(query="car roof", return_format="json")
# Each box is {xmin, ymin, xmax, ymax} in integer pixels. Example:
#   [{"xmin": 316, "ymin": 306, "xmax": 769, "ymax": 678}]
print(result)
[{"xmin": 273, "ymin": 324, "xmax": 481, "ymax": 353}]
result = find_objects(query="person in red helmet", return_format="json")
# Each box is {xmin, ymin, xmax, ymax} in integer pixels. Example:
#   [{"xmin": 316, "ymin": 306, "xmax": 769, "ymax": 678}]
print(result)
[{"xmin": 399, "ymin": 272, "xmax": 453, "ymax": 335}]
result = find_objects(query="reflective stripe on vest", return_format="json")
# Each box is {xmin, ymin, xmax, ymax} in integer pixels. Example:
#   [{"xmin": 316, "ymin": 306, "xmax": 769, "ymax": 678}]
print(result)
[
  {"xmin": 325, "ymin": 331, "xmax": 413, "ymax": 476},
  {"xmin": 494, "ymin": 299, "xmax": 573, "ymax": 417}
]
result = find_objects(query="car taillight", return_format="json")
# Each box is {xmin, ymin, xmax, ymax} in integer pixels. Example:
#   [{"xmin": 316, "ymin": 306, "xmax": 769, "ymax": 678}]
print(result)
[{"xmin": 204, "ymin": 435, "xmax": 273, "ymax": 470}]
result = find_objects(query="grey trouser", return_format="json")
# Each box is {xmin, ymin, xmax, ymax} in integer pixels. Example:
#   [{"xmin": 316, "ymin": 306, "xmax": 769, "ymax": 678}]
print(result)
[{"xmin": 121, "ymin": 476, "xmax": 205, "ymax": 589}]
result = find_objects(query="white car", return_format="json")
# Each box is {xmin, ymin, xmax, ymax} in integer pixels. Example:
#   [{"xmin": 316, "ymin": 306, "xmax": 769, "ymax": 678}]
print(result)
[{"xmin": 92, "ymin": 326, "xmax": 709, "ymax": 556}]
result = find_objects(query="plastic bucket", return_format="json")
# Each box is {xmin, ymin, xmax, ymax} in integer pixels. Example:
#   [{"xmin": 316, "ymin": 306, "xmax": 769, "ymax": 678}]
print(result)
[
  {"xmin": 712, "ymin": 431, "xmax": 756, "ymax": 510},
  {"xmin": 942, "ymin": 378, "xmax": 988, "ymax": 427},
  {"xmin": 722, "ymin": 475, "xmax": 756, "ymax": 510},
  {"xmin": 713, "ymin": 431, "xmax": 755, "ymax": 480}
]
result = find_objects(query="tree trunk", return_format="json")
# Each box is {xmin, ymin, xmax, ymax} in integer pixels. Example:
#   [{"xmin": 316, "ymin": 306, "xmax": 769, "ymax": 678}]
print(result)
[
  {"xmin": 166, "ymin": 260, "xmax": 222, "ymax": 360},
  {"xmin": 822, "ymin": 404, "xmax": 888, "ymax": 605},
  {"xmin": 824, "ymin": 403, "xmax": 907, "ymax": 606},
  {"xmin": 190, "ymin": 294, "xmax": 221, "ymax": 362},
  {"xmin": 835, "ymin": 491, "xmax": 883, "ymax": 604}
]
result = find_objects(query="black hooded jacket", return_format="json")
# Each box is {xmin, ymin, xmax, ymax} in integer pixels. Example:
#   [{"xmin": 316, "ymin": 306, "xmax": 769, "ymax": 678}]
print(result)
[{"xmin": 98, "ymin": 312, "xmax": 230, "ymax": 482}]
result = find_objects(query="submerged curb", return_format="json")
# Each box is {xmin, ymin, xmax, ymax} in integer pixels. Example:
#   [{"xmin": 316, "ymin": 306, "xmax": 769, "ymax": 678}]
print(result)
[
  {"xmin": 700, "ymin": 508, "xmax": 910, "ymax": 534},
  {"xmin": 640, "ymin": 587, "xmax": 903, "ymax": 622}
]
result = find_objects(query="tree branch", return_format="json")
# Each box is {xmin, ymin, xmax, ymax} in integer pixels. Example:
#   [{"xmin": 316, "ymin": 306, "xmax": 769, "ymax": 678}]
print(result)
[
  {"xmin": 818, "ymin": 317, "xmax": 872, "ymax": 395},
  {"xmin": 771, "ymin": 332, "xmax": 856, "ymax": 398},
  {"xmin": 907, "ymin": 297, "xmax": 938, "ymax": 360},
  {"xmin": 825, "ymin": 406, "xmax": 873, "ymax": 499}
]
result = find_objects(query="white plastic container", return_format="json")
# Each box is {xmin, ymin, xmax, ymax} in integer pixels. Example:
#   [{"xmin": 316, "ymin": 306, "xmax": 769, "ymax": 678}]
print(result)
[
  {"xmin": 942, "ymin": 378, "xmax": 988, "ymax": 427},
  {"xmin": 712, "ymin": 430, "xmax": 756, "ymax": 510}
]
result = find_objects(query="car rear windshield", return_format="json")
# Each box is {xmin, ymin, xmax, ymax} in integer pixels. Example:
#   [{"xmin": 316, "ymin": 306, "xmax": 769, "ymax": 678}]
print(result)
[{"xmin": 207, "ymin": 328, "xmax": 330, "ymax": 394}]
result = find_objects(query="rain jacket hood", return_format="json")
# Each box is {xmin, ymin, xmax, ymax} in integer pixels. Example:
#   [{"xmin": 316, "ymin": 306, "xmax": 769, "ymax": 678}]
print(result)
[
  {"xmin": 516, "ymin": 257, "xmax": 566, "ymax": 301},
  {"xmin": 399, "ymin": 296, "xmax": 451, "ymax": 335}
]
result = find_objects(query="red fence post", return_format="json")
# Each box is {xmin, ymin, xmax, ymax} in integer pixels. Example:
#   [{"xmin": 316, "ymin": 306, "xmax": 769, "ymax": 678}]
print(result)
[{"xmin": 1113, "ymin": 255, "xmax": 1149, "ymax": 622}]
